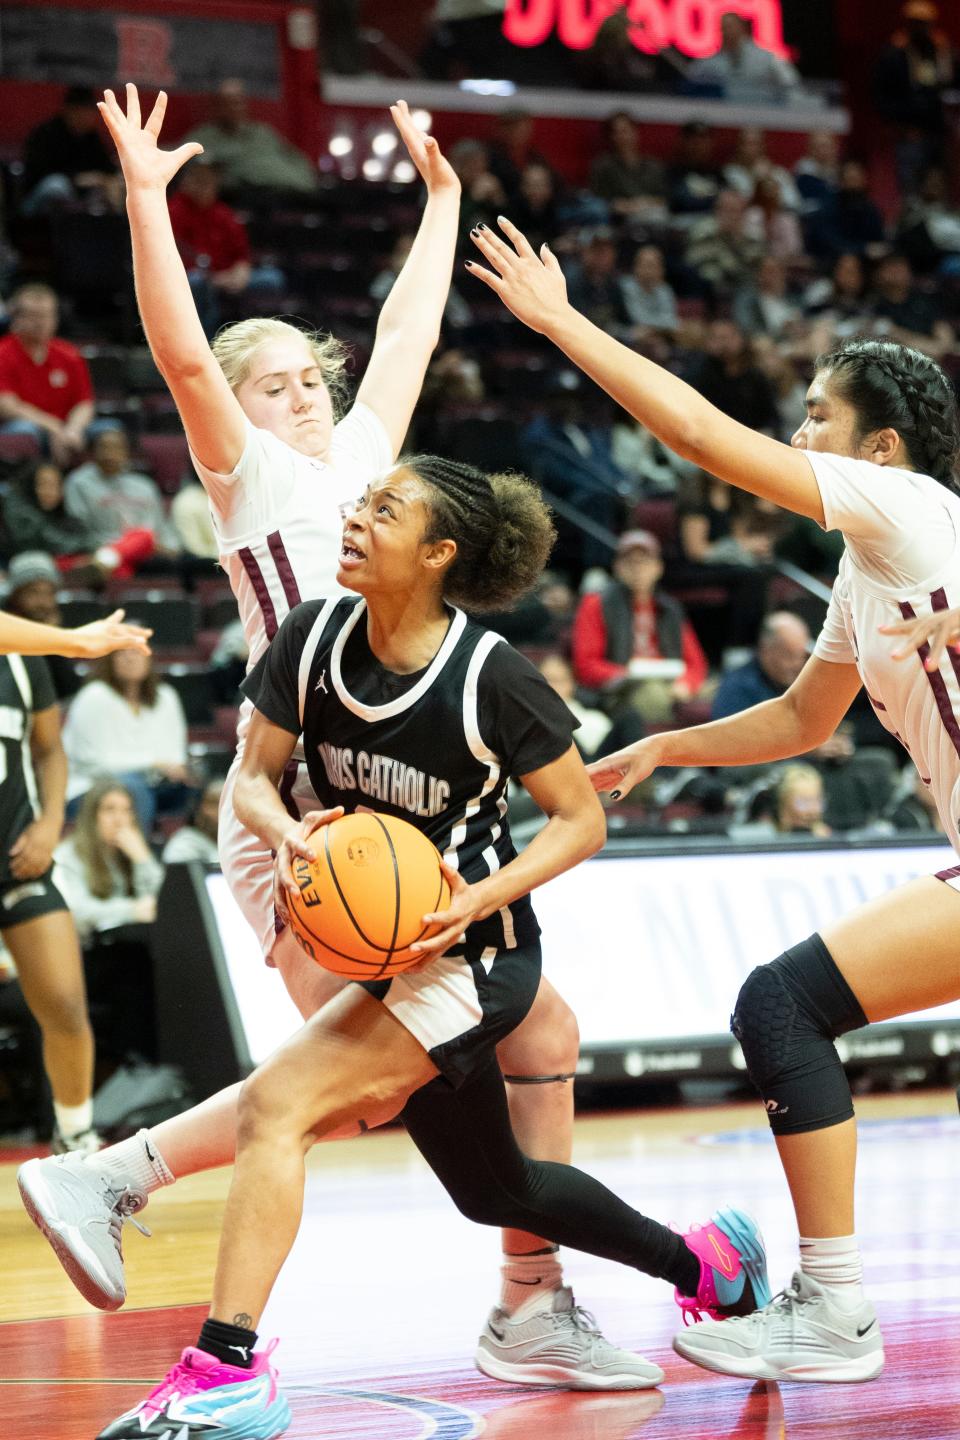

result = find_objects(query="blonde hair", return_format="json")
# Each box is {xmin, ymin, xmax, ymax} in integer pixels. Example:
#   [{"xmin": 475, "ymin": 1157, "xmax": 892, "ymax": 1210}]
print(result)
[
  {"xmin": 777, "ymin": 764, "xmax": 822, "ymax": 802},
  {"xmin": 211, "ymin": 318, "xmax": 349, "ymax": 416}
]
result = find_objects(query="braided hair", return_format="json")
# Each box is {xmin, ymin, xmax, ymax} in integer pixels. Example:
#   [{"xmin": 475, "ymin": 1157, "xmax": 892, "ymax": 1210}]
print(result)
[
  {"xmin": 816, "ymin": 339, "xmax": 960, "ymax": 490},
  {"xmin": 400, "ymin": 455, "xmax": 556, "ymax": 612}
]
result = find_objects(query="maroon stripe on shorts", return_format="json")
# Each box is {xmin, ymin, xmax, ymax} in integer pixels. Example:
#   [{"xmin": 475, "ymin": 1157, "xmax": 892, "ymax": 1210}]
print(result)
[
  {"xmin": 267, "ymin": 530, "xmax": 301, "ymax": 611},
  {"xmin": 900, "ymin": 599, "xmax": 960, "ymax": 760},
  {"xmin": 239, "ymin": 545, "xmax": 278, "ymax": 640},
  {"xmin": 866, "ymin": 693, "xmax": 886, "ymax": 712},
  {"xmin": 935, "ymin": 864, "xmax": 960, "ymax": 883}
]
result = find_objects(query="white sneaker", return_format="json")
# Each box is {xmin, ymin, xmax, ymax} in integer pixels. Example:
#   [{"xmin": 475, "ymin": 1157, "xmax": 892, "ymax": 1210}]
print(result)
[
  {"xmin": 673, "ymin": 1270, "xmax": 884, "ymax": 1383},
  {"xmin": 18, "ymin": 1152, "xmax": 149, "ymax": 1311},
  {"xmin": 51, "ymin": 1126, "xmax": 103, "ymax": 1157},
  {"xmin": 475, "ymin": 1287, "xmax": 664, "ymax": 1390}
]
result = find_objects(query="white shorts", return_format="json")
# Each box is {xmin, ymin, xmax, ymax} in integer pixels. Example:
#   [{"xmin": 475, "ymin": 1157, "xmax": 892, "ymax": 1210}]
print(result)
[{"xmin": 219, "ymin": 752, "xmax": 318, "ymax": 964}]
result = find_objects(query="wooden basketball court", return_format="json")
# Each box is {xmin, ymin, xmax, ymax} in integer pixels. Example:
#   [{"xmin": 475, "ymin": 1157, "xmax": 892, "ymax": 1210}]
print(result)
[{"xmin": 4, "ymin": 1089, "xmax": 959, "ymax": 1439}]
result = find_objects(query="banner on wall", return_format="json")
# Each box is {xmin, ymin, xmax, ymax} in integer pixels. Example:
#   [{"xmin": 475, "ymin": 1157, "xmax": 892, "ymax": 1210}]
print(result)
[
  {"xmin": 0, "ymin": 6, "xmax": 281, "ymax": 95},
  {"xmin": 203, "ymin": 839, "xmax": 960, "ymax": 1071}
]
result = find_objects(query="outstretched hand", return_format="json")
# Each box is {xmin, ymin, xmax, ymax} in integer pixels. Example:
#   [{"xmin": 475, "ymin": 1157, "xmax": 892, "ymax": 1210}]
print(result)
[
  {"xmin": 391, "ymin": 100, "xmax": 459, "ymax": 197},
  {"xmin": 466, "ymin": 217, "xmax": 569, "ymax": 334},
  {"xmin": 99, "ymin": 83, "xmax": 203, "ymax": 191},
  {"xmin": 586, "ymin": 736, "xmax": 666, "ymax": 800},
  {"xmin": 71, "ymin": 609, "xmax": 153, "ymax": 658},
  {"xmin": 880, "ymin": 605, "xmax": 960, "ymax": 670}
]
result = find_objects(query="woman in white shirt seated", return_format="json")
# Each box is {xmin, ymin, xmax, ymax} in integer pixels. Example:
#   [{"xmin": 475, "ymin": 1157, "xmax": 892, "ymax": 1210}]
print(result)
[
  {"xmin": 63, "ymin": 649, "xmax": 192, "ymax": 833},
  {"xmin": 54, "ymin": 779, "xmax": 164, "ymax": 1062}
]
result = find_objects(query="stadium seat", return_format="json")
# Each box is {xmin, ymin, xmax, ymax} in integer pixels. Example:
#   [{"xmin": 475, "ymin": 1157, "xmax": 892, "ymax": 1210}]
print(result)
[
  {"xmin": 116, "ymin": 591, "xmax": 199, "ymax": 647},
  {"xmin": 0, "ymin": 431, "xmax": 41, "ymax": 465},
  {"xmin": 161, "ymin": 664, "xmax": 214, "ymax": 725},
  {"xmin": 138, "ymin": 434, "xmax": 191, "ymax": 495}
]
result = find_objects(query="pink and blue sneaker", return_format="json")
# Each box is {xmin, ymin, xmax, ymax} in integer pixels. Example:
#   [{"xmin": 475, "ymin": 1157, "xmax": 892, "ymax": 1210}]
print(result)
[
  {"xmin": 96, "ymin": 1340, "xmax": 291, "ymax": 1438},
  {"xmin": 675, "ymin": 1205, "xmax": 772, "ymax": 1325}
]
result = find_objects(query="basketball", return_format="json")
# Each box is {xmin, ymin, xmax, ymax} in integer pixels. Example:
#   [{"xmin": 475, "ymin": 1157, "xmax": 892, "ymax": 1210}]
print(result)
[{"xmin": 287, "ymin": 812, "xmax": 452, "ymax": 979}]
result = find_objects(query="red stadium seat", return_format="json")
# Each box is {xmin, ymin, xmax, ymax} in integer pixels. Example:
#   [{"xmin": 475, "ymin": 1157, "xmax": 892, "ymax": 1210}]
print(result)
[{"xmin": 138, "ymin": 434, "xmax": 191, "ymax": 495}]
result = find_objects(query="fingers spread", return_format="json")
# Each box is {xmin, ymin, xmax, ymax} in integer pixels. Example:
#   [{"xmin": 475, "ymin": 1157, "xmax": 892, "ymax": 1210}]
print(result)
[
  {"xmin": 125, "ymin": 82, "xmax": 142, "ymax": 128},
  {"xmin": 496, "ymin": 215, "xmax": 537, "ymax": 260},
  {"xmin": 145, "ymin": 90, "xmax": 168, "ymax": 137},
  {"xmin": 470, "ymin": 224, "xmax": 518, "ymax": 273}
]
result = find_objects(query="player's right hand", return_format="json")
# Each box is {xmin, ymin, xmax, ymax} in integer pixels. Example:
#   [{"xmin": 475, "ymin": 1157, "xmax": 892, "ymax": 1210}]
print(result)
[
  {"xmin": 880, "ymin": 605, "xmax": 960, "ymax": 670},
  {"xmin": 274, "ymin": 808, "xmax": 344, "ymax": 919},
  {"xmin": 586, "ymin": 736, "xmax": 666, "ymax": 800},
  {"xmin": 99, "ymin": 84, "xmax": 203, "ymax": 191}
]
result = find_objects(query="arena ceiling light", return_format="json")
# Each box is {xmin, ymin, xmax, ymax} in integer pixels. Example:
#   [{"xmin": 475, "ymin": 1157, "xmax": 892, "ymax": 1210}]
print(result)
[{"xmin": 371, "ymin": 130, "xmax": 399, "ymax": 157}]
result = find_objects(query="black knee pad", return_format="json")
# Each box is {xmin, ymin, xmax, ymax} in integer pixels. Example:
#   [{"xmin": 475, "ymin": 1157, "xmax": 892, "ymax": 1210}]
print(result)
[{"xmin": 731, "ymin": 934, "xmax": 868, "ymax": 1136}]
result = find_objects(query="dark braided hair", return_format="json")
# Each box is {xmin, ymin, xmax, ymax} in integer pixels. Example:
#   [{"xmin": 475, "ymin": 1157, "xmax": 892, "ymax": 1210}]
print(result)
[
  {"xmin": 816, "ymin": 339, "xmax": 960, "ymax": 490},
  {"xmin": 399, "ymin": 454, "xmax": 556, "ymax": 612}
]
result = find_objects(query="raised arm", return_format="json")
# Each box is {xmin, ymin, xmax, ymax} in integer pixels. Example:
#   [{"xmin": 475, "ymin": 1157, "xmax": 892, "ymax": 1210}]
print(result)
[
  {"xmin": 355, "ymin": 103, "xmax": 460, "ymax": 457},
  {"xmin": 588, "ymin": 655, "xmax": 862, "ymax": 798},
  {"xmin": 98, "ymin": 85, "xmax": 247, "ymax": 474},
  {"xmin": 467, "ymin": 220, "xmax": 825, "ymax": 523}
]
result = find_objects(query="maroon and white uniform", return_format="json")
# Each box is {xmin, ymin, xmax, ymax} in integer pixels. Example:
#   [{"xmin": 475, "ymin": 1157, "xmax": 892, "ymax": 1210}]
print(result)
[
  {"xmin": 192, "ymin": 405, "xmax": 393, "ymax": 957},
  {"xmin": 810, "ymin": 452, "xmax": 960, "ymax": 863}
]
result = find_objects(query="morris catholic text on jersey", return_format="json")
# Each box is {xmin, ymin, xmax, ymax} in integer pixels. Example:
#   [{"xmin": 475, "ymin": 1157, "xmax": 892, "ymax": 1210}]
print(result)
[{"xmin": 242, "ymin": 597, "xmax": 579, "ymax": 953}]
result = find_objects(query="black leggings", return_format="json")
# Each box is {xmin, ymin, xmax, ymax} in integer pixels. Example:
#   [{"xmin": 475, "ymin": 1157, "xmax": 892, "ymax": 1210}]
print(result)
[{"xmin": 401, "ymin": 1059, "xmax": 697, "ymax": 1293}]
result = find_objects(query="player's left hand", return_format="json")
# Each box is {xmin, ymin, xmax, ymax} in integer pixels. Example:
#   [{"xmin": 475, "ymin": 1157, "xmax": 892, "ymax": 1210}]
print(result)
[
  {"xmin": 69, "ymin": 609, "xmax": 153, "ymax": 658},
  {"xmin": 408, "ymin": 861, "xmax": 481, "ymax": 962},
  {"xmin": 390, "ymin": 100, "xmax": 460, "ymax": 197},
  {"xmin": 881, "ymin": 605, "xmax": 960, "ymax": 670},
  {"xmin": 9, "ymin": 819, "xmax": 58, "ymax": 880},
  {"xmin": 466, "ymin": 217, "xmax": 570, "ymax": 335}
]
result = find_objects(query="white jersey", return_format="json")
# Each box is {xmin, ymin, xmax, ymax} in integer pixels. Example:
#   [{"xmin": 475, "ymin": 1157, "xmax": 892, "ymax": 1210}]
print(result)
[
  {"xmin": 192, "ymin": 403, "xmax": 392, "ymax": 746},
  {"xmin": 810, "ymin": 451, "xmax": 960, "ymax": 854}
]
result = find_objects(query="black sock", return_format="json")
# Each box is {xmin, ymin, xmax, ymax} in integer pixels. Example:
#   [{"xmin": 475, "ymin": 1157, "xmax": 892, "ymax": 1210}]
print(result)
[
  {"xmin": 672, "ymin": 1236, "xmax": 702, "ymax": 1299},
  {"xmin": 197, "ymin": 1317, "xmax": 258, "ymax": 1369}
]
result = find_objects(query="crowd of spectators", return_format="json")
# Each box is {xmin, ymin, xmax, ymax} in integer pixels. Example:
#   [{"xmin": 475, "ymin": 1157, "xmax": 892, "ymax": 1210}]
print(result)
[{"xmin": 0, "ymin": 58, "xmax": 958, "ymax": 1106}]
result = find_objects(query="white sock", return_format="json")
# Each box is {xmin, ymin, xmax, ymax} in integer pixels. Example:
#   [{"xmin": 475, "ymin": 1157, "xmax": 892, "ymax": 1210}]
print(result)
[
  {"xmin": 799, "ymin": 1234, "xmax": 864, "ymax": 1310},
  {"xmin": 53, "ymin": 1099, "xmax": 93, "ymax": 1139},
  {"xmin": 500, "ymin": 1247, "xmax": 564, "ymax": 1316},
  {"xmin": 91, "ymin": 1129, "xmax": 175, "ymax": 1193}
]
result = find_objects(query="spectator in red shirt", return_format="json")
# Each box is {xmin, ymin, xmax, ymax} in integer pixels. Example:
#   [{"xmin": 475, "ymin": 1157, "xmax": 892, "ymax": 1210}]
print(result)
[
  {"xmin": 572, "ymin": 528, "xmax": 708, "ymax": 725},
  {"xmin": 168, "ymin": 158, "xmax": 283, "ymax": 338},
  {"xmin": 0, "ymin": 284, "xmax": 94, "ymax": 467}
]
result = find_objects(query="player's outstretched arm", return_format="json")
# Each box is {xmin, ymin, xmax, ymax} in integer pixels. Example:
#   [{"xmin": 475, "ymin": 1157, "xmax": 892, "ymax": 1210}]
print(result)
[
  {"xmin": 588, "ymin": 656, "xmax": 862, "ymax": 799},
  {"xmin": 466, "ymin": 218, "xmax": 824, "ymax": 522},
  {"xmin": 0, "ymin": 609, "xmax": 151, "ymax": 659},
  {"xmin": 99, "ymin": 84, "xmax": 246, "ymax": 474},
  {"xmin": 356, "ymin": 101, "xmax": 461, "ymax": 457},
  {"xmin": 413, "ymin": 744, "xmax": 606, "ymax": 960},
  {"xmin": 881, "ymin": 606, "xmax": 960, "ymax": 670}
]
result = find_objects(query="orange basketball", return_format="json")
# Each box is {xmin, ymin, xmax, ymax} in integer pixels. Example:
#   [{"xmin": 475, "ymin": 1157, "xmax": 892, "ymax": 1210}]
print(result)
[{"xmin": 286, "ymin": 812, "xmax": 452, "ymax": 979}]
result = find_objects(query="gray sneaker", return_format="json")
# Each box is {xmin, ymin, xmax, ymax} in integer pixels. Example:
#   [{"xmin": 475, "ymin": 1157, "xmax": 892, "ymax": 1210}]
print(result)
[
  {"xmin": 673, "ymin": 1270, "xmax": 884, "ymax": 1383},
  {"xmin": 17, "ymin": 1153, "xmax": 150, "ymax": 1311},
  {"xmin": 475, "ymin": 1287, "xmax": 664, "ymax": 1390},
  {"xmin": 51, "ymin": 1126, "xmax": 103, "ymax": 1157}
]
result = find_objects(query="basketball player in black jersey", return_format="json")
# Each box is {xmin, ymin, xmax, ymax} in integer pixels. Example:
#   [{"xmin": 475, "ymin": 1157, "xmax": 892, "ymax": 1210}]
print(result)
[
  {"xmin": 0, "ymin": 608, "xmax": 149, "ymax": 1151},
  {"xmin": 91, "ymin": 456, "xmax": 769, "ymax": 1440}
]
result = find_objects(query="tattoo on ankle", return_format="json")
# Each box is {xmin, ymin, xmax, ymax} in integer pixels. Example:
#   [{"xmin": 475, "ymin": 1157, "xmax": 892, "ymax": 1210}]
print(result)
[{"xmin": 233, "ymin": 1313, "xmax": 253, "ymax": 1330}]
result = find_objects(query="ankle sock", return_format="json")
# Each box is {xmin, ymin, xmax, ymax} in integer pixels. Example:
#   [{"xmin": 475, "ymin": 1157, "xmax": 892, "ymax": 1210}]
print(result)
[
  {"xmin": 500, "ymin": 1245, "xmax": 563, "ymax": 1315},
  {"xmin": 91, "ymin": 1129, "xmax": 175, "ymax": 1193},
  {"xmin": 197, "ymin": 1318, "xmax": 258, "ymax": 1369},
  {"xmin": 53, "ymin": 1099, "xmax": 93, "ymax": 1139},
  {"xmin": 799, "ymin": 1234, "xmax": 864, "ymax": 1309}
]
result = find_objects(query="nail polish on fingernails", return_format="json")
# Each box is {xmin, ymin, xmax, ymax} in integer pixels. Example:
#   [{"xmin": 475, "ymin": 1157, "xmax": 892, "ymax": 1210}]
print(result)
[
  {"xmin": 477, "ymin": 222, "xmax": 487, "ymax": 231},
  {"xmin": 611, "ymin": 790, "xmax": 621, "ymax": 800}
]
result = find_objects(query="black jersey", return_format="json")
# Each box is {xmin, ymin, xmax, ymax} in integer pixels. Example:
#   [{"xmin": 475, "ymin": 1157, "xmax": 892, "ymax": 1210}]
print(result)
[
  {"xmin": 0, "ymin": 654, "xmax": 56, "ymax": 883},
  {"xmin": 242, "ymin": 596, "xmax": 579, "ymax": 952}
]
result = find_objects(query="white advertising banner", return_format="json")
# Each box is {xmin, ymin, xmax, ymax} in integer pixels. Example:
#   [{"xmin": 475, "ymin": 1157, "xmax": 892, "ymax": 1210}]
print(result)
[{"xmin": 206, "ymin": 841, "xmax": 960, "ymax": 1067}]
